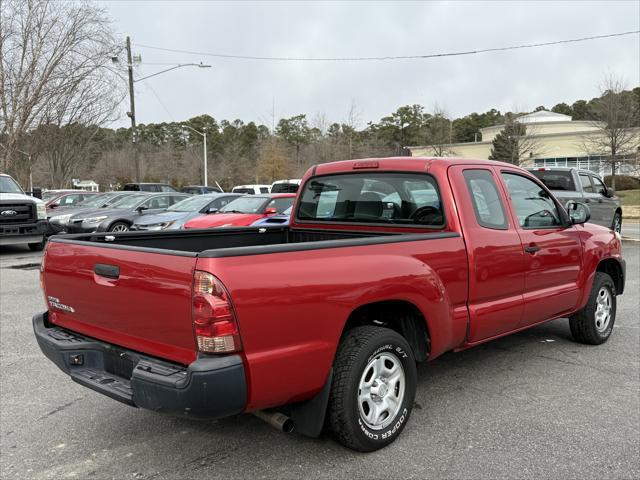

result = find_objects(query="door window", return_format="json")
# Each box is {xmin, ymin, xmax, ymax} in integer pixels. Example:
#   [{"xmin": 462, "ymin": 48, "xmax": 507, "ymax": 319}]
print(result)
[
  {"xmin": 579, "ymin": 173, "xmax": 594, "ymax": 193},
  {"xmin": 591, "ymin": 176, "xmax": 607, "ymax": 196},
  {"xmin": 501, "ymin": 173, "xmax": 562, "ymax": 228},
  {"xmin": 463, "ymin": 170, "xmax": 508, "ymax": 229},
  {"xmin": 144, "ymin": 196, "xmax": 171, "ymax": 209}
]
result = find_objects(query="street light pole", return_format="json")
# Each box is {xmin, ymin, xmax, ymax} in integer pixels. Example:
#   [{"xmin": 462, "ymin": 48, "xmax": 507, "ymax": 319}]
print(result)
[
  {"xmin": 125, "ymin": 36, "xmax": 139, "ymax": 182},
  {"xmin": 182, "ymin": 125, "xmax": 208, "ymax": 186},
  {"xmin": 120, "ymin": 37, "xmax": 211, "ymax": 183}
]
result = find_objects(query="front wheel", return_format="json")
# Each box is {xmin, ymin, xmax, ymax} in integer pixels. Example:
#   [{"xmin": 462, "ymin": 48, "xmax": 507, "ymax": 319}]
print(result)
[
  {"xmin": 328, "ymin": 326, "xmax": 417, "ymax": 452},
  {"xmin": 28, "ymin": 240, "xmax": 45, "ymax": 251},
  {"xmin": 569, "ymin": 272, "xmax": 616, "ymax": 345},
  {"xmin": 109, "ymin": 222, "xmax": 129, "ymax": 233}
]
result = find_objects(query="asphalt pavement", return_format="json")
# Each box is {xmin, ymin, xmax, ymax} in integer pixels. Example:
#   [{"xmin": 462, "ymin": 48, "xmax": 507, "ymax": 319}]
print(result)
[{"xmin": 1, "ymin": 242, "xmax": 639, "ymax": 479}]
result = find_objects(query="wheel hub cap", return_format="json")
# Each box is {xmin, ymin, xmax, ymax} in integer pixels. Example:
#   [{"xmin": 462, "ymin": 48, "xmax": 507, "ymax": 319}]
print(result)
[
  {"xmin": 594, "ymin": 286, "xmax": 612, "ymax": 332},
  {"xmin": 358, "ymin": 352, "xmax": 405, "ymax": 430}
]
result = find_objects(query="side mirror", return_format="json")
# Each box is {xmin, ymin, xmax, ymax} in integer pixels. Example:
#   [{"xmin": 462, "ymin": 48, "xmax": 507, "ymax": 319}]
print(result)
[
  {"xmin": 265, "ymin": 207, "xmax": 278, "ymax": 215},
  {"xmin": 566, "ymin": 201, "xmax": 590, "ymax": 225},
  {"xmin": 49, "ymin": 203, "xmax": 59, "ymax": 209},
  {"xmin": 207, "ymin": 207, "xmax": 219, "ymax": 214},
  {"xmin": 605, "ymin": 187, "xmax": 615, "ymax": 198},
  {"xmin": 136, "ymin": 205, "xmax": 148, "ymax": 213}
]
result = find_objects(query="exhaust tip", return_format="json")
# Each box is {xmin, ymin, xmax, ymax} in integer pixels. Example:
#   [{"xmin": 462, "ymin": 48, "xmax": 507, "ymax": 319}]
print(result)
[{"xmin": 253, "ymin": 410, "xmax": 295, "ymax": 433}]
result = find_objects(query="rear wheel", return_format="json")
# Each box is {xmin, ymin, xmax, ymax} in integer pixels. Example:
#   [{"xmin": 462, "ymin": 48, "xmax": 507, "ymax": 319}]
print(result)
[
  {"xmin": 569, "ymin": 272, "xmax": 616, "ymax": 345},
  {"xmin": 328, "ymin": 326, "xmax": 417, "ymax": 452},
  {"xmin": 109, "ymin": 222, "xmax": 129, "ymax": 233},
  {"xmin": 611, "ymin": 212, "xmax": 622, "ymax": 233}
]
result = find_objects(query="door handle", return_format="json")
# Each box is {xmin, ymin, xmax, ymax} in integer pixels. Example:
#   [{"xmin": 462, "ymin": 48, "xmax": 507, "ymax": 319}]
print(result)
[
  {"xmin": 524, "ymin": 245, "xmax": 540, "ymax": 254},
  {"xmin": 94, "ymin": 264, "xmax": 120, "ymax": 279}
]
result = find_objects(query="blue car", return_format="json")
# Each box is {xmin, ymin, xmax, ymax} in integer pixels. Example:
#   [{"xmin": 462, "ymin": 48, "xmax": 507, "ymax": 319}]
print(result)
[
  {"xmin": 131, "ymin": 193, "xmax": 241, "ymax": 231},
  {"xmin": 251, "ymin": 206, "xmax": 292, "ymax": 227}
]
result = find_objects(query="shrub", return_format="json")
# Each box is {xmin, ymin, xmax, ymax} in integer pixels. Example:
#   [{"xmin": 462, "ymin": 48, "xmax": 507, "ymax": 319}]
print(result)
[{"xmin": 604, "ymin": 175, "xmax": 640, "ymax": 191}]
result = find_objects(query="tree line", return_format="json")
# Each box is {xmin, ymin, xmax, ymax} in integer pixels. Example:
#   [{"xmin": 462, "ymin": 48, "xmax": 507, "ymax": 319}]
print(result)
[{"xmin": 1, "ymin": 0, "xmax": 638, "ymax": 191}]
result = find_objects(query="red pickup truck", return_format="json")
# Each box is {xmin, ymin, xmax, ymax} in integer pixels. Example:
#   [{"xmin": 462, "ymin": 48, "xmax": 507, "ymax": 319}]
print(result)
[{"xmin": 34, "ymin": 157, "xmax": 625, "ymax": 452}]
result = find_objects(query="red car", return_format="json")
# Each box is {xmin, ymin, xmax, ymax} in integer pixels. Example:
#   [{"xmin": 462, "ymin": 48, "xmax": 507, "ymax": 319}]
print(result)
[
  {"xmin": 34, "ymin": 158, "xmax": 625, "ymax": 451},
  {"xmin": 44, "ymin": 190, "xmax": 98, "ymax": 216},
  {"xmin": 183, "ymin": 193, "xmax": 295, "ymax": 229}
]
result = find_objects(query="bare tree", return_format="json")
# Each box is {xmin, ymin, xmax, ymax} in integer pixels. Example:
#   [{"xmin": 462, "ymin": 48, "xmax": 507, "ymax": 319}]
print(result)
[
  {"xmin": 583, "ymin": 74, "xmax": 639, "ymax": 189},
  {"xmin": 0, "ymin": 0, "xmax": 123, "ymax": 174},
  {"xmin": 488, "ymin": 112, "xmax": 544, "ymax": 165},
  {"xmin": 423, "ymin": 105, "xmax": 456, "ymax": 157}
]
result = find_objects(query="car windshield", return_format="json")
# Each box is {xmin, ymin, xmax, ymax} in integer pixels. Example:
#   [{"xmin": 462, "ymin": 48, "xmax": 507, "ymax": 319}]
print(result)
[
  {"xmin": 168, "ymin": 196, "xmax": 213, "ymax": 212},
  {"xmin": 0, "ymin": 176, "xmax": 24, "ymax": 194},
  {"xmin": 109, "ymin": 194, "xmax": 148, "ymax": 209},
  {"xmin": 42, "ymin": 191, "xmax": 61, "ymax": 200},
  {"xmin": 76, "ymin": 193, "xmax": 110, "ymax": 207},
  {"xmin": 219, "ymin": 196, "xmax": 270, "ymax": 213}
]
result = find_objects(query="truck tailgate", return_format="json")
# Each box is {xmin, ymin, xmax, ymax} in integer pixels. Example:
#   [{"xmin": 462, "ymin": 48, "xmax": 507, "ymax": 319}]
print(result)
[{"xmin": 42, "ymin": 240, "xmax": 198, "ymax": 365}]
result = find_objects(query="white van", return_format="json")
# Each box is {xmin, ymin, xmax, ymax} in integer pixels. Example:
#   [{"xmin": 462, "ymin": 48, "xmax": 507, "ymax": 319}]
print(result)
[
  {"xmin": 231, "ymin": 184, "xmax": 271, "ymax": 195},
  {"xmin": 270, "ymin": 179, "xmax": 301, "ymax": 193}
]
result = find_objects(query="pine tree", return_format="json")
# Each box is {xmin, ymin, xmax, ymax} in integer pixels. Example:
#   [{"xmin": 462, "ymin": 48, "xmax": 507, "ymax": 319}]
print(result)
[{"xmin": 488, "ymin": 118, "xmax": 527, "ymax": 165}]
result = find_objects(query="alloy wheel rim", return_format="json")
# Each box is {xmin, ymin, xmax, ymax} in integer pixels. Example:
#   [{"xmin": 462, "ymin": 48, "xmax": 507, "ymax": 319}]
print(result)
[
  {"xmin": 594, "ymin": 286, "xmax": 612, "ymax": 332},
  {"xmin": 614, "ymin": 217, "xmax": 621, "ymax": 233},
  {"xmin": 358, "ymin": 352, "xmax": 405, "ymax": 430},
  {"xmin": 111, "ymin": 224, "xmax": 128, "ymax": 232}
]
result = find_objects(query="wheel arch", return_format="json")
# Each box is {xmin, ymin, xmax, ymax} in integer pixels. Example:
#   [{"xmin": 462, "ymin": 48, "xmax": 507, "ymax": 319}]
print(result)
[
  {"xmin": 340, "ymin": 300, "xmax": 431, "ymax": 362},
  {"xmin": 596, "ymin": 257, "xmax": 625, "ymax": 295}
]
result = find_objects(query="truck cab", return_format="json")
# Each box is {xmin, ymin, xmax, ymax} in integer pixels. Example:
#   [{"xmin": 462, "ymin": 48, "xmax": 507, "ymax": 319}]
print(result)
[{"xmin": 0, "ymin": 173, "xmax": 48, "ymax": 250}]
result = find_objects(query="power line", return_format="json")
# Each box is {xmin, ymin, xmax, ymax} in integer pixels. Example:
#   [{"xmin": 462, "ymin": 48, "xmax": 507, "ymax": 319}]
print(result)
[{"xmin": 133, "ymin": 30, "xmax": 639, "ymax": 62}]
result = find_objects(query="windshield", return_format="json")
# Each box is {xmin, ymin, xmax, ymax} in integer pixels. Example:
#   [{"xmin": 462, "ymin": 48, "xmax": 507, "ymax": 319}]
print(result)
[
  {"xmin": 168, "ymin": 196, "xmax": 213, "ymax": 212},
  {"xmin": 109, "ymin": 194, "xmax": 148, "ymax": 209},
  {"xmin": 75, "ymin": 193, "xmax": 111, "ymax": 207},
  {"xmin": 42, "ymin": 191, "xmax": 61, "ymax": 201},
  {"xmin": 219, "ymin": 196, "xmax": 270, "ymax": 214},
  {"xmin": 0, "ymin": 176, "xmax": 24, "ymax": 194}
]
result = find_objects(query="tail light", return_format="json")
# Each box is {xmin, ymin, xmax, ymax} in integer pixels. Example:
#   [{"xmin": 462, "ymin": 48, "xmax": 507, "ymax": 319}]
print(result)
[{"xmin": 192, "ymin": 271, "xmax": 242, "ymax": 353}]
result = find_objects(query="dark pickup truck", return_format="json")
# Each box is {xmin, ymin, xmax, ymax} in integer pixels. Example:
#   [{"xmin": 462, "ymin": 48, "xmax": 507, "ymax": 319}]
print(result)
[{"xmin": 34, "ymin": 157, "xmax": 625, "ymax": 451}]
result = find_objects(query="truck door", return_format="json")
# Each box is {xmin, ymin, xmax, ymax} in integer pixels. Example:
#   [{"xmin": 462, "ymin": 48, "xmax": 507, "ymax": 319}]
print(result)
[
  {"xmin": 590, "ymin": 174, "xmax": 617, "ymax": 228},
  {"xmin": 449, "ymin": 166, "xmax": 525, "ymax": 342},
  {"xmin": 578, "ymin": 172, "xmax": 605, "ymax": 226},
  {"xmin": 498, "ymin": 170, "xmax": 583, "ymax": 327}
]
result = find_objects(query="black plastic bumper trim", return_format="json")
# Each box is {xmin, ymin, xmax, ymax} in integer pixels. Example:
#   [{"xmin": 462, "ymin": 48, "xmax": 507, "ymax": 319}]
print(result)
[{"xmin": 33, "ymin": 312, "xmax": 247, "ymax": 418}]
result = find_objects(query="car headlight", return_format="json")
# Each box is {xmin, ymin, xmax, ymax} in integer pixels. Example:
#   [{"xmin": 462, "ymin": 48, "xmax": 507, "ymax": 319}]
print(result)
[
  {"xmin": 50, "ymin": 213, "xmax": 73, "ymax": 225},
  {"xmin": 82, "ymin": 215, "xmax": 108, "ymax": 224},
  {"xmin": 161, "ymin": 220, "xmax": 175, "ymax": 230},
  {"xmin": 36, "ymin": 203, "xmax": 46, "ymax": 220}
]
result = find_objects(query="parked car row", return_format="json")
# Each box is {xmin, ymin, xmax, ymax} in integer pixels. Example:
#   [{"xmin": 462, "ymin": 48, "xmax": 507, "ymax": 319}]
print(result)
[{"xmin": 48, "ymin": 191, "xmax": 296, "ymax": 234}]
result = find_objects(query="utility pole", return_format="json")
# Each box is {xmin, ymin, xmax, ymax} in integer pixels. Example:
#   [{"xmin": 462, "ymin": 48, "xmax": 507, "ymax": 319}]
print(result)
[
  {"xmin": 182, "ymin": 125, "xmax": 208, "ymax": 186},
  {"xmin": 125, "ymin": 36, "xmax": 140, "ymax": 182}
]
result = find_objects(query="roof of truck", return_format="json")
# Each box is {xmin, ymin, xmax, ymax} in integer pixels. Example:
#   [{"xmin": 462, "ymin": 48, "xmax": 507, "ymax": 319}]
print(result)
[{"xmin": 312, "ymin": 157, "xmax": 523, "ymax": 177}]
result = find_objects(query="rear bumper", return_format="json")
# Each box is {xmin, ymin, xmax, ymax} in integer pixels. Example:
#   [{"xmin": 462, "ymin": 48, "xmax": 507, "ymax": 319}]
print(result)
[
  {"xmin": 33, "ymin": 312, "xmax": 247, "ymax": 418},
  {"xmin": 0, "ymin": 220, "xmax": 47, "ymax": 245}
]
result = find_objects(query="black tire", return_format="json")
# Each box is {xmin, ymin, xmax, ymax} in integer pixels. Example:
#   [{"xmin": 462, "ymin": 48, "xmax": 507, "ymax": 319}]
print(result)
[
  {"xmin": 328, "ymin": 326, "xmax": 417, "ymax": 452},
  {"xmin": 611, "ymin": 212, "xmax": 622, "ymax": 233},
  {"xmin": 108, "ymin": 222, "xmax": 129, "ymax": 233},
  {"xmin": 569, "ymin": 272, "xmax": 616, "ymax": 345},
  {"xmin": 28, "ymin": 240, "xmax": 45, "ymax": 251}
]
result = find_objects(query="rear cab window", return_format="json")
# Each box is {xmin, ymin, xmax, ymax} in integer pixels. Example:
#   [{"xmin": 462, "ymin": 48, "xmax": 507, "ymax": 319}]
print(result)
[
  {"xmin": 463, "ymin": 169, "xmax": 508, "ymax": 229},
  {"xmin": 579, "ymin": 173, "xmax": 594, "ymax": 193},
  {"xmin": 297, "ymin": 172, "xmax": 444, "ymax": 227},
  {"xmin": 530, "ymin": 170, "xmax": 576, "ymax": 191}
]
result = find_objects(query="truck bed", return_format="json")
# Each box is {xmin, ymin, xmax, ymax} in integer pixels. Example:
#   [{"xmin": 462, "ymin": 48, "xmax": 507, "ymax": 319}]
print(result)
[{"xmin": 53, "ymin": 226, "xmax": 455, "ymax": 258}]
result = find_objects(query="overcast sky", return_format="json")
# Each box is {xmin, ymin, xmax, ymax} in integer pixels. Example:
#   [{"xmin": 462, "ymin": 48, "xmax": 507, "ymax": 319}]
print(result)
[{"xmin": 101, "ymin": 1, "xmax": 639, "ymax": 129}]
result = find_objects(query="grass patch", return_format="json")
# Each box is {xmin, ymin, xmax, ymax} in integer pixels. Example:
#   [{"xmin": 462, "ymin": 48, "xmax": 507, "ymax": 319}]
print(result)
[{"xmin": 618, "ymin": 189, "xmax": 640, "ymax": 206}]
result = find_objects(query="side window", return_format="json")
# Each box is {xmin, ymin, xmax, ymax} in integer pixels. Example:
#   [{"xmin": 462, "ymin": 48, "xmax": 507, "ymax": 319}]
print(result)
[
  {"xmin": 591, "ymin": 176, "xmax": 607, "ymax": 196},
  {"xmin": 161, "ymin": 185, "xmax": 174, "ymax": 192},
  {"xmin": 501, "ymin": 173, "xmax": 562, "ymax": 229},
  {"xmin": 260, "ymin": 187, "xmax": 270, "ymax": 193},
  {"xmin": 168, "ymin": 195, "xmax": 185, "ymax": 205},
  {"xmin": 579, "ymin": 173, "xmax": 594, "ymax": 193},
  {"xmin": 463, "ymin": 169, "xmax": 508, "ymax": 229}
]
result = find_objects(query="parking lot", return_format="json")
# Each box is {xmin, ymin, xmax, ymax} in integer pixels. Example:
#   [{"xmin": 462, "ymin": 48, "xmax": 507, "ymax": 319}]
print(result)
[{"xmin": 0, "ymin": 242, "xmax": 638, "ymax": 479}]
